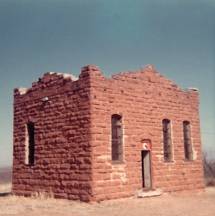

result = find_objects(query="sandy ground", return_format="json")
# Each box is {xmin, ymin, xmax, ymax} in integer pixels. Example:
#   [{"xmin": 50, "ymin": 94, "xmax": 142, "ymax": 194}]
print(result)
[{"xmin": 0, "ymin": 186, "xmax": 215, "ymax": 216}]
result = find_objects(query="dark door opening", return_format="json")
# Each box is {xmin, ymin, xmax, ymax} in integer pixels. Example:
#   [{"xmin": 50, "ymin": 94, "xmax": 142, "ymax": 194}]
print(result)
[{"xmin": 141, "ymin": 150, "xmax": 152, "ymax": 189}]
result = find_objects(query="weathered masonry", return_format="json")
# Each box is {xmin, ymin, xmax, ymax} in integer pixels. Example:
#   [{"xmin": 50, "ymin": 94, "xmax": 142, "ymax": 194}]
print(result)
[{"xmin": 12, "ymin": 65, "xmax": 205, "ymax": 201}]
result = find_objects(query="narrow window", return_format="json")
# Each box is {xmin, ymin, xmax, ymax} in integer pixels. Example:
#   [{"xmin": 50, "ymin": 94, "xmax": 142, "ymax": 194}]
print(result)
[
  {"xmin": 162, "ymin": 119, "xmax": 172, "ymax": 162},
  {"xmin": 183, "ymin": 121, "xmax": 193, "ymax": 160},
  {"xmin": 111, "ymin": 114, "xmax": 123, "ymax": 162},
  {"xmin": 25, "ymin": 122, "xmax": 35, "ymax": 165}
]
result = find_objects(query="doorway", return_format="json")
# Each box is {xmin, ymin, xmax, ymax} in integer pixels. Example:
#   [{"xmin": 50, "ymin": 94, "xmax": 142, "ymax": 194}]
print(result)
[{"xmin": 141, "ymin": 150, "xmax": 152, "ymax": 189}]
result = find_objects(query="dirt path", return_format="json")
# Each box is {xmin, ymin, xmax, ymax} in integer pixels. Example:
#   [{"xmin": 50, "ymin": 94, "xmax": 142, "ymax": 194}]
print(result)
[{"xmin": 0, "ymin": 187, "xmax": 215, "ymax": 216}]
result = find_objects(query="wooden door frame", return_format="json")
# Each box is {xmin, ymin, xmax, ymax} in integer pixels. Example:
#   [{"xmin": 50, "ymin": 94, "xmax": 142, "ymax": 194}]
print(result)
[{"xmin": 141, "ymin": 150, "xmax": 152, "ymax": 189}]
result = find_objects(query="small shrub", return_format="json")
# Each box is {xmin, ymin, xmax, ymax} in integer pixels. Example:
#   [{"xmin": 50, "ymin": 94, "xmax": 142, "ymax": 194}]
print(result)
[
  {"xmin": 31, "ymin": 190, "xmax": 54, "ymax": 200},
  {"xmin": 203, "ymin": 153, "xmax": 215, "ymax": 186},
  {"xmin": 205, "ymin": 178, "xmax": 215, "ymax": 187}
]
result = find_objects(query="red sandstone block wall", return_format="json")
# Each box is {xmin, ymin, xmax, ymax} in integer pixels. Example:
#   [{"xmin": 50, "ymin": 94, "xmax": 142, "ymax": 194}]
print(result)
[
  {"xmin": 12, "ymin": 65, "xmax": 205, "ymax": 202},
  {"xmin": 12, "ymin": 70, "xmax": 93, "ymax": 201},
  {"xmin": 89, "ymin": 66, "xmax": 204, "ymax": 201}
]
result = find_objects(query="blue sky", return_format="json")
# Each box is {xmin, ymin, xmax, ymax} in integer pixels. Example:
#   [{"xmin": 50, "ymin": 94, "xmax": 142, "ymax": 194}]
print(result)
[{"xmin": 0, "ymin": 0, "xmax": 214, "ymax": 166}]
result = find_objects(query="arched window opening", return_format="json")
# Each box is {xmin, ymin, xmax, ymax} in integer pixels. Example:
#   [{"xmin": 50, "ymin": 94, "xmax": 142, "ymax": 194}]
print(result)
[
  {"xmin": 183, "ymin": 121, "xmax": 193, "ymax": 160},
  {"xmin": 25, "ymin": 122, "xmax": 35, "ymax": 165},
  {"xmin": 162, "ymin": 119, "xmax": 172, "ymax": 162},
  {"xmin": 111, "ymin": 114, "xmax": 123, "ymax": 162}
]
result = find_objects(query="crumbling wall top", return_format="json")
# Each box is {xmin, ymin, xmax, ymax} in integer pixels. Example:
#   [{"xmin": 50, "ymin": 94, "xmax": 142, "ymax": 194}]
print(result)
[
  {"xmin": 14, "ymin": 71, "xmax": 78, "ymax": 96},
  {"xmin": 14, "ymin": 64, "xmax": 199, "ymax": 96}
]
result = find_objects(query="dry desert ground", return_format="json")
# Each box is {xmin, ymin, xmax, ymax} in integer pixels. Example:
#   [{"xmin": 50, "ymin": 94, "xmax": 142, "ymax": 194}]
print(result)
[{"xmin": 0, "ymin": 183, "xmax": 215, "ymax": 216}]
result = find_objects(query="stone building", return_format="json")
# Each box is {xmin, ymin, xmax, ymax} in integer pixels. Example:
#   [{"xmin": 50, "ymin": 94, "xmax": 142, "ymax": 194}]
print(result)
[{"xmin": 12, "ymin": 65, "xmax": 205, "ymax": 201}]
